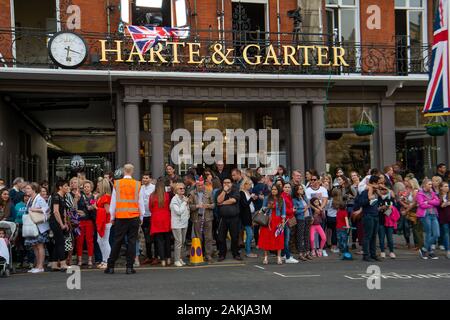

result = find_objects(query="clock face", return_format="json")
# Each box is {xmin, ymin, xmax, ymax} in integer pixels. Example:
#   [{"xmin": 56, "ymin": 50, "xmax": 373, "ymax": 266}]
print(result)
[{"xmin": 48, "ymin": 32, "xmax": 88, "ymax": 68}]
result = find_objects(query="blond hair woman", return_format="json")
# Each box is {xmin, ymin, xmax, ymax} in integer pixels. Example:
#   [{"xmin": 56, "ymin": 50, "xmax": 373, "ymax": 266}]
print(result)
[
  {"xmin": 95, "ymin": 178, "xmax": 112, "ymax": 269},
  {"xmin": 170, "ymin": 183, "xmax": 190, "ymax": 267}
]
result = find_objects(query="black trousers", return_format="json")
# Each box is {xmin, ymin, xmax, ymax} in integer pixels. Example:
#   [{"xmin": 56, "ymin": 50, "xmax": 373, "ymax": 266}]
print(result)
[
  {"xmin": 49, "ymin": 218, "xmax": 66, "ymax": 262},
  {"xmin": 141, "ymin": 216, "xmax": 157, "ymax": 259},
  {"xmin": 217, "ymin": 216, "xmax": 240, "ymax": 258},
  {"xmin": 107, "ymin": 218, "xmax": 140, "ymax": 268},
  {"xmin": 363, "ymin": 214, "xmax": 379, "ymax": 258},
  {"xmin": 154, "ymin": 232, "xmax": 171, "ymax": 260}
]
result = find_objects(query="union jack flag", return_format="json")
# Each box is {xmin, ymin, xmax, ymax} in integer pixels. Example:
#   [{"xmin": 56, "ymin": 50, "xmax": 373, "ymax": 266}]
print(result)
[
  {"xmin": 424, "ymin": 0, "xmax": 450, "ymax": 115},
  {"xmin": 126, "ymin": 25, "xmax": 190, "ymax": 55}
]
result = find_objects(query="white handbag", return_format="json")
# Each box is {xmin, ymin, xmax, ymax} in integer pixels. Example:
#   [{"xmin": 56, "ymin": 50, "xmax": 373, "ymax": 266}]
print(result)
[{"xmin": 22, "ymin": 214, "xmax": 39, "ymax": 238}]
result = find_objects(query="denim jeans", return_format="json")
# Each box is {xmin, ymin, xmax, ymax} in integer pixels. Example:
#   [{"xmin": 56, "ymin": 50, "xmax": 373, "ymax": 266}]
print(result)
[
  {"xmin": 363, "ymin": 214, "xmax": 379, "ymax": 258},
  {"xmin": 398, "ymin": 215, "xmax": 411, "ymax": 245},
  {"xmin": 420, "ymin": 213, "xmax": 440, "ymax": 252},
  {"xmin": 245, "ymin": 225, "xmax": 254, "ymax": 255},
  {"xmin": 378, "ymin": 225, "xmax": 394, "ymax": 253},
  {"xmin": 337, "ymin": 229, "xmax": 348, "ymax": 253},
  {"xmin": 282, "ymin": 226, "xmax": 291, "ymax": 259},
  {"xmin": 442, "ymin": 223, "xmax": 449, "ymax": 251}
]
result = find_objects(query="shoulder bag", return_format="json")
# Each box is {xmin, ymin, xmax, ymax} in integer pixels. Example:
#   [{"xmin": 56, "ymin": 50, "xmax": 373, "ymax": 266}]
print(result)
[
  {"xmin": 252, "ymin": 207, "xmax": 270, "ymax": 227},
  {"xmin": 22, "ymin": 214, "xmax": 39, "ymax": 238}
]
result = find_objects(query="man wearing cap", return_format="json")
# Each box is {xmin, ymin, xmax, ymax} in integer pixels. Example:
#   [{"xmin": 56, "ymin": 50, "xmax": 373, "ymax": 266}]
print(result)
[
  {"xmin": 105, "ymin": 164, "xmax": 146, "ymax": 275},
  {"xmin": 189, "ymin": 177, "xmax": 215, "ymax": 262}
]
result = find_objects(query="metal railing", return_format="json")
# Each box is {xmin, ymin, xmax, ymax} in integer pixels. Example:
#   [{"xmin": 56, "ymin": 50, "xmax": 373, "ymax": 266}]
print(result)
[{"xmin": 0, "ymin": 27, "xmax": 431, "ymax": 76}]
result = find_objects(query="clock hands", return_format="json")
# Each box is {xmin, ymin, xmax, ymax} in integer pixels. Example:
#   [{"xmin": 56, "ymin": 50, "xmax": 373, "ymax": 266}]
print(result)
[{"xmin": 64, "ymin": 46, "xmax": 82, "ymax": 61}]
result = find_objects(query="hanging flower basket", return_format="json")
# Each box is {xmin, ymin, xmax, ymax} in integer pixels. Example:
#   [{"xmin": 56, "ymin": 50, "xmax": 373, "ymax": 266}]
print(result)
[
  {"xmin": 352, "ymin": 111, "xmax": 376, "ymax": 136},
  {"xmin": 424, "ymin": 122, "xmax": 449, "ymax": 136}
]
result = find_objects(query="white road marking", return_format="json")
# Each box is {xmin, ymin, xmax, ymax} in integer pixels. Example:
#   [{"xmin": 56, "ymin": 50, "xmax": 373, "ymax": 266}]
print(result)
[
  {"xmin": 273, "ymin": 272, "xmax": 321, "ymax": 278},
  {"xmin": 254, "ymin": 265, "xmax": 265, "ymax": 270}
]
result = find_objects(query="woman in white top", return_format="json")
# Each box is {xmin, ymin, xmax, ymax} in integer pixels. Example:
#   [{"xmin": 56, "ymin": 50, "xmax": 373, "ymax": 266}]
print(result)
[
  {"xmin": 24, "ymin": 182, "xmax": 50, "ymax": 273},
  {"xmin": 169, "ymin": 183, "xmax": 190, "ymax": 267}
]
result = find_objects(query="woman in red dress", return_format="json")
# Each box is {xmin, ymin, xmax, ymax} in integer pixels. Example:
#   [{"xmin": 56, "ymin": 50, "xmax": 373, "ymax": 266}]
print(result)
[
  {"xmin": 150, "ymin": 180, "xmax": 172, "ymax": 267},
  {"xmin": 258, "ymin": 185, "xmax": 286, "ymax": 265}
]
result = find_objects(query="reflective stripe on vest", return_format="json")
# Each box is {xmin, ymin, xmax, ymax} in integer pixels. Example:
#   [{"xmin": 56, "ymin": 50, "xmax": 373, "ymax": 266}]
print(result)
[{"xmin": 114, "ymin": 179, "xmax": 140, "ymax": 219}]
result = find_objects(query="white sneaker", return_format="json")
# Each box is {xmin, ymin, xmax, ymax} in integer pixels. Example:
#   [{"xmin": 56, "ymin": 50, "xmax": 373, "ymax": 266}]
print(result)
[
  {"xmin": 281, "ymin": 255, "xmax": 286, "ymax": 261},
  {"xmin": 389, "ymin": 252, "xmax": 396, "ymax": 259},
  {"xmin": 28, "ymin": 268, "xmax": 36, "ymax": 273},
  {"xmin": 31, "ymin": 268, "xmax": 44, "ymax": 274},
  {"xmin": 179, "ymin": 259, "xmax": 186, "ymax": 266},
  {"xmin": 174, "ymin": 261, "xmax": 183, "ymax": 267},
  {"xmin": 380, "ymin": 252, "xmax": 386, "ymax": 258},
  {"xmin": 322, "ymin": 250, "xmax": 328, "ymax": 257},
  {"xmin": 439, "ymin": 245, "xmax": 445, "ymax": 251},
  {"xmin": 134, "ymin": 259, "xmax": 140, "ymax": 268},
  {"xmin": 331, "ymin": 248, "xmax": 340, "ymax": 254},
  {"xmin": 285, "ymin": 257, "xmax": 299, "ymax": 264},
  {"xmin": 431, "ymin": 244, "xmax": 436, "ymax": 250}
]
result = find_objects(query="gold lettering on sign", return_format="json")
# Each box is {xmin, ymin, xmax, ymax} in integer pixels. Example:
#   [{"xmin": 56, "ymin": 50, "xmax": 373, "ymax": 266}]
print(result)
[
  {"xmin": 187, "ymin": 43, "xmax": 204, "ymax": 64},
  {"xmin": 243, "ymin": 44, "xmax": 262, "ymax": 65},
  {"xmin": 167, "ymin": 42, "xmax": 186, "ymax": 64},
  {"xmin": 148, "ymin": 43, "xmax": 168, "ymax": 63},
  {"xmin": 263, "ymin": 45, "xmax": 281, "ymax": 65},
  {"xmin": 282, "ymin": 45, "xmax": 300, "ymax": 66},
  {"xmin": 126, "ymin": 44, "xmax": 146, "ymax": 63},
  {"xmin": 99, "ymin": 40, "xmax": 124, "ymax": 62},
  {"xmin": 297, "ymin": 45, "xmax": 315, "ymax": 66},
  {"xmin": 316, "ymin": 46, "xmax": 331, "ymax": 67},
  {"xmin": 211, "ymin": 44, "xmax": 235, "ymax": 65},
  {"xmin": 333, "ymin": 47, "xmax": 349, "ymax": 67}
]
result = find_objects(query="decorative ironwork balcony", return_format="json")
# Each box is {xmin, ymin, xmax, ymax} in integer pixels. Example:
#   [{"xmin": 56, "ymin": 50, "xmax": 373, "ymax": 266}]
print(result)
[{"xmin": 0, "ymin": 27, "xmax": 431, "ymax": 76}]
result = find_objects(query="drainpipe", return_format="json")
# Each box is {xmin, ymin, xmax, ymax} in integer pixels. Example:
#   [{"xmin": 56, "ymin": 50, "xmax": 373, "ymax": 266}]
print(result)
[
  {"xmin": 217, "ymin": 0, "xmax": 222, "ymax": 42},
  {"xmin": 221, "ymin": 0, "xmax": 225, "ymax": 43},
  {"xmin": 277, "ymin": 0, "xmax": 281, "ymax": 54},
  {"xmin": 106, "ymin": 0, "xmax": 111, "ymax": 35}
]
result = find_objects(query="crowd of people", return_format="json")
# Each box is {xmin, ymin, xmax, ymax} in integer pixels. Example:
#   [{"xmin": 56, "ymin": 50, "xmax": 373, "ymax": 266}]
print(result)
[{"xmin": 0, "ymin": 161, "xmax": 449, "ymax": 275}]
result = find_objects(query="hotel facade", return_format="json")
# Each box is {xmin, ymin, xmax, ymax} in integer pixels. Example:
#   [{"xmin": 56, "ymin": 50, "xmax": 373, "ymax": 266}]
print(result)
[{"xmin": 0, "ymin": 0, "xmax": 447, "ymax": 184}]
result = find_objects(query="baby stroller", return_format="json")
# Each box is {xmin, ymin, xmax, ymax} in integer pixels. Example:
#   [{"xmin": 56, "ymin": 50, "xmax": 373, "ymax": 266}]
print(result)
[{"xmin": 0, "ymin": 221, "xmax": 18, "ymax": 277}]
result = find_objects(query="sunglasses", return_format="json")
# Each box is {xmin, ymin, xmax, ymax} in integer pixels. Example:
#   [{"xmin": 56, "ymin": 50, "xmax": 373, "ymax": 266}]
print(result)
[{"xmin": 311, "ymin": 178, "xmax": 318, "ymax": 182}]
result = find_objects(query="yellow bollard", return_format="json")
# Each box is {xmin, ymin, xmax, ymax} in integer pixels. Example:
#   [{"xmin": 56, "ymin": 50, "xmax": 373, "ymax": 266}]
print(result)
[{"xmin": 189, "ymin": 237, "xmax": 207, "ymax": 266}]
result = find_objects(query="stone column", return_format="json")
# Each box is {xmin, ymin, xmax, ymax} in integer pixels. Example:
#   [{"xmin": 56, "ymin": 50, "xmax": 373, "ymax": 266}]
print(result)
[
  {"xmin": 290, "ymin": 103, "xmax": 306, "ymax": 174},
  {"xmin": 311, "ymin": 103, "xmax": 327, "ymax": 174},
  {"xmin": 116, "ymin": 93, "xmax": 126, "ymax": 168},
  {"xmin": 124, "ymin": 102, "xmax": 141, "ymax": 176},
  {"xmin": 379, "ymin": 101, "xmax": 396, "ymax": 167},
  {"xmin": 151, "ymin": 102, "xmax": 165, "ymax": 179}
]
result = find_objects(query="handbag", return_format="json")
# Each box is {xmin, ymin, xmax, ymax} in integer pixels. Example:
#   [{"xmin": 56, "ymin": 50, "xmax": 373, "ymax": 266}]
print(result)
[
  {"xmin": 252, "ymin": 208, "xmax": 270, "ymax": 227},
  {"xmin": 22, "ymin": 214, "xmax": 39, "ymax": 238},
  {"xmin": 29, "ymin": 210, "xmax": 46, "ymax": 224},
  {"xmin": 64, "ymin": 232, "xmax": 73, "ymax": 252},
  {"xmin": 287, "ymin": 217, "xmax": 297, "ymax": 228}
]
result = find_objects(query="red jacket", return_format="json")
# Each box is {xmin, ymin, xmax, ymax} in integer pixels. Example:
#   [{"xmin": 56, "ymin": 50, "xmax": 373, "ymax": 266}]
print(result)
[
  {"xmin": 149, "ymin": 192, "xmax": 171, "ymax": 235},
  {"xmin": 96, "ymin": 194, "xmax": 111, "ymax": 238},
  {"xmin": 282, "ymin": 193, "xmax": 294, "ymax": 219}
]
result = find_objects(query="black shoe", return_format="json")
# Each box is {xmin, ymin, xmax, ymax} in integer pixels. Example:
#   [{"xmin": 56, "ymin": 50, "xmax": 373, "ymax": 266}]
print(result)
[
  {"xmin": 218, "ymin": 256, "xmax": 225, "ymax": 262},
  {"xmin": 104, "ymin": 267, "xmax": 115, "ymax": 274},
  {"xmin": 428, "ymin": 252, "xmax": 439, "ymax": 260},
  {"xmin": 363, "ymin": 256, "xmax": 373, "ymax": 262},
  {"xmin": 351, "ymin": 244, "xmax": 357, "ymax": 250},
  {"xmin": 126, "ymin": 268, "xmax": 136, "ymax": 274},
  {"xmin": 371, "ymin": 256, "xmax": 382, "ymax": 262},
  {"xmin": 234, "ymin": 255, "xmax": 243, "ymax": 261}
]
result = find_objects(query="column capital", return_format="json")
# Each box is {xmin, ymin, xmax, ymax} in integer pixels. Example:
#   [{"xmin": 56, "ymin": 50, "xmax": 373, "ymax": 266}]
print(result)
[
  {"xmin": 290, "ymin": 101, "xmax": 308, "ymax": 107},
  {"xmin": 150, "ymin": 100, "xmax": 168, "ymax": 105},
  {"xmin": 380, "ymin": 100, "xmax": 396, "ymax": 107},
  {"xmin": 310, "ymin": 100, "xmax": 329, "ymax": 106}
]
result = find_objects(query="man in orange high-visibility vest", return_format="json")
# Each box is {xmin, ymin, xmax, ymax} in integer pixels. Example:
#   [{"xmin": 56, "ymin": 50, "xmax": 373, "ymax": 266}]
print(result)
[{"xmin": 105, "ymin": 164, "xmax": 145, "ymax": 275}]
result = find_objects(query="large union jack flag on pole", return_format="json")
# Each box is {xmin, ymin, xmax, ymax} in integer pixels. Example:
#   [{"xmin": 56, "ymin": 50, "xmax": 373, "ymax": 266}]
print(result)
[
  {"xmin": 126, "ymin": 25, "xmax": 190, "ymax": 55},
  {"xmin": 424, "ymin": 0, "xmax": 450, "ymax": 116}
]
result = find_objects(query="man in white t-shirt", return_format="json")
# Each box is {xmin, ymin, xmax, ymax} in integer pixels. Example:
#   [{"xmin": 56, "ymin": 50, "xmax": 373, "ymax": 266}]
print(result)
[{"xmin": 140, "ymin": 172, "xmax": 156, "ymax": 264}]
